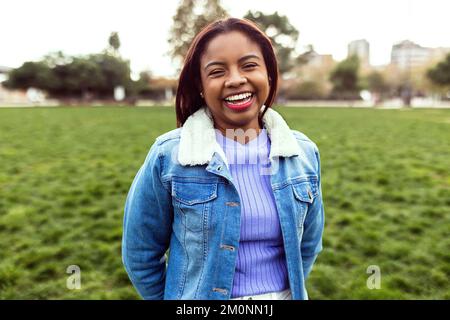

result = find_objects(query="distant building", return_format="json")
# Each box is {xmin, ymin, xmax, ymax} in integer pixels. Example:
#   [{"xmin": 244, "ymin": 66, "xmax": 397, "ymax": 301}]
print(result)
[
  {"xmin": 430, "ymin": 47, "xmax": 450, "ymax": 63},
  {"xmin": 305, "ymin": 51, "xmax": 334, "ymax": 70},
  {"xmin": 148, "ymin": 77, "xmax": 177, "ymax": 102},
  {"xmin": 280, "ymin": 48, "xmax": 335, "ymax": 99},
  {"xmin": 390, "ymin": 40, "xmax": 450, "ymax": 69},
  {"xmin": 348, "ymin": 39, "xmax": 370, "ymax": 66},
  {"xmin": 391, "ymin": 40, "xmax": 430, "ymax": 69},
  {"xmin": 0, "ymin": 65, "xmax": 12, "ymax": 83}
]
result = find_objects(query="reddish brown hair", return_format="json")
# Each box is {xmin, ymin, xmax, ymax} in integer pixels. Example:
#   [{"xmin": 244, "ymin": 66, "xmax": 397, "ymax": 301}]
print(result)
[{"xmin": 175, "ymin": 17, "xmax": 279, "ymax": 127}]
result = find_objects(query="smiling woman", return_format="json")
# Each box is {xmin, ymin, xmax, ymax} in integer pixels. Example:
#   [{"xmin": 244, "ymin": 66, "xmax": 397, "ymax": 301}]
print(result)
[
  {"xmin": 199, "ymin": 31, "xmax": 270, "ymax": 133},
  {"xmin": 122, "ymin": 17, "xmax": 325, "ymax": 301},
  {"xmin": 175, "ymin": 18, "xmax": 279, "ymax": 130}
]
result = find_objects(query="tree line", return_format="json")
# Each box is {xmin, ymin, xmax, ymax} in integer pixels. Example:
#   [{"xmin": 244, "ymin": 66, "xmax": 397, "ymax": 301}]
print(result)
[{"xmin": 3, "ymin": 33, "xmax": 152, "ymax": 101}]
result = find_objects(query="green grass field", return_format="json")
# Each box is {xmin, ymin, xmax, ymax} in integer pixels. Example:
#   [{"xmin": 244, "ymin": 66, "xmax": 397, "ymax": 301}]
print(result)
[{"xmin": 0, "ymin": 106, "xmax": 449, "ymax": 299}]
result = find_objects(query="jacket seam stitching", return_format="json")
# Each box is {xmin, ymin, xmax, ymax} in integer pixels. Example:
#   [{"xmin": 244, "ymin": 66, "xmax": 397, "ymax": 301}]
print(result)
[{"xmin": 177, "ymin": 211, "xmax": 188, "ymax": 299}]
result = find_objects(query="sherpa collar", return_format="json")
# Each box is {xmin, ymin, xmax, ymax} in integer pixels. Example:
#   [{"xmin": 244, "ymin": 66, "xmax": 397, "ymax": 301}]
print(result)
[{"xmin": 178, "ymin": 105, "xmax": 301, "ymax": 167}]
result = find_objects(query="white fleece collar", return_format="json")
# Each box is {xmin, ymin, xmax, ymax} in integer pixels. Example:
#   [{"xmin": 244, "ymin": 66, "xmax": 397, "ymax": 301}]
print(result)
[{"xmin": 178, "ymin": 105, "xmax": 301, "ymax": 167}]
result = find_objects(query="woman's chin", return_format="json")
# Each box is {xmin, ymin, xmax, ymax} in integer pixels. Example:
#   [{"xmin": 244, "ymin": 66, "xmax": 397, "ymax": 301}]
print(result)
[{"xmin": 223, "ymin": 104, "xmax": 260, "ymax": 128}]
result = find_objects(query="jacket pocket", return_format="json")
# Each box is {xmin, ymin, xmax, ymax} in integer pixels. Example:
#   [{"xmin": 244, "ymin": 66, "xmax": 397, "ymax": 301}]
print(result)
[
  {"xmin": 172, "ymin": 180, "xmax": 218, "ymax": 233},
  {"xmin": 291, "ymin": 177, "xmax": 319, "ymax": 229}
]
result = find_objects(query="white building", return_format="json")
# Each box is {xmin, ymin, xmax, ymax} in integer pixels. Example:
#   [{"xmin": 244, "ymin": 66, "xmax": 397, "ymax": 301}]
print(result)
[
  {"xmin": 0, "ymin": 65, "xmax": 11, "ymax": 83},
  {"xmin": 348, "ymin": 39, "xmax": 370, "ymax": 66},
  {"xmin": 390, "ymin": 40, "xmax": 450, "ymax": 69},
  {"xmin": 391, "ymin": 40, "xmax": 431, "ymax": 69}
]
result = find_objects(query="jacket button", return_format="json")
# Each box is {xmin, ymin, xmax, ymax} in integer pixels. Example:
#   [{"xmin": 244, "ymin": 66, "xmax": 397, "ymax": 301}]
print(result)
[
  {"xmin": 226, "ymin": 202, "xmax": 240, "ymax": 207},
  {"xmin": 212, "ymin": 287, "xmax": 228, "ymax": 295},
  {"xmin": 220, "ymin": 244, "xmax": 235, "ymax": 251}
]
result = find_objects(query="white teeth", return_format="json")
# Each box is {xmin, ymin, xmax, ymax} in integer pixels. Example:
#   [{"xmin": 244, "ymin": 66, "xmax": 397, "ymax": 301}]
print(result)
[
  {"xmin": 229, "ymin": 96, "xmax": 252, "ymax": 105},
  {"xmin": 225, "ymin": 92, "xmax": 252, "ymax": 102}
]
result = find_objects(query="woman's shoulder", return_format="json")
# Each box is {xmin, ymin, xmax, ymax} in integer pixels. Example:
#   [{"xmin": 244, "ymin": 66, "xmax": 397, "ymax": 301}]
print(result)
[
  {"xmin": 154, "ymin": 128, "xmax": 182, "ymax": 146},
  {"xmin": 145, "ymin": 128, "xmax": 181, "ymax": 160},
  {"xmin": 290, "ymin": 129, "xmax": 322, "ymax": 176},
  {"xmin": 290, "ymin": 129, "xmax": 319, "ymax": 153}
]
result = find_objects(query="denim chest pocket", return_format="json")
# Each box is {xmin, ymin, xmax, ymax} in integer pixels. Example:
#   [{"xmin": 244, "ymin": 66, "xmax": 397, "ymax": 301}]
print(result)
[
  {"xmin": 171, "ymin": 180, "xmax": 218, "ymax": 233},
  {"xmin": 291, "ymin": 178, "xmax": 319, "ymax": 228}
]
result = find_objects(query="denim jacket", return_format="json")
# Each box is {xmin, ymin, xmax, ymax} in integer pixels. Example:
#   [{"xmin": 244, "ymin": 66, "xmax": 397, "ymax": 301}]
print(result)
[{"xmin": 122, "ymin": 106, "xmax": 325, "ymax": 300}]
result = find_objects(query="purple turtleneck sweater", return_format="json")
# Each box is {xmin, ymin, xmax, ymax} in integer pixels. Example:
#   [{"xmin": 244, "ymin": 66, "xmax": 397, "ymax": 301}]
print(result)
[{"xmin": 215, "ymin": 128, "xmax": 289, "ymax": 298}]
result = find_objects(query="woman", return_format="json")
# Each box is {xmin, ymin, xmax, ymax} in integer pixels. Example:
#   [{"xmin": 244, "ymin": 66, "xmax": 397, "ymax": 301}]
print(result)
[{"xmin": 122, "ymin": 17, "xmax": 325, "ymax": 300}]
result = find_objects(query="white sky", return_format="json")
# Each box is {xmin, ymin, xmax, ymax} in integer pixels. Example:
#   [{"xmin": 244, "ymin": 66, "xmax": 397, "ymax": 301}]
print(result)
[{"xmin": 1, "ymin": 0, "xmax": 449, "ymax": 77}]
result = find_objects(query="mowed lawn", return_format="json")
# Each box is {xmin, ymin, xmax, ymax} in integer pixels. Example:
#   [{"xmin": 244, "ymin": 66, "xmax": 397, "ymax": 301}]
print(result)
[{"xmin": 0, "ymin": 106, "xmax": 448, "ymax": 299}]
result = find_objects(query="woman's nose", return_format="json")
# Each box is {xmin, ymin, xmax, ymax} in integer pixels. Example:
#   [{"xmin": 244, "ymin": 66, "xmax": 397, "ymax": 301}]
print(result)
[{"xmin": 225, "ymin": 71, "xmax": 247, "ymax": 87}]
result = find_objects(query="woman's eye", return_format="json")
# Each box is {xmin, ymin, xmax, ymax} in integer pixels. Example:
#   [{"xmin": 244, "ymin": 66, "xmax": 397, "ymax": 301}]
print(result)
[
  {"xmin": 209, "ymin": 64, "xmax": 256, "ymax": 76},
  {"xmin": 210, "ymin": 70, "xmax": 224, "ymax": 76}
]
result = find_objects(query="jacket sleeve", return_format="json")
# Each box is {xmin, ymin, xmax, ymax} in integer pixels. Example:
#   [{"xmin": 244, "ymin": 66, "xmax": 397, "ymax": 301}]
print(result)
[
  {"xmin": 301, "ymin": 144, "xmax": 325, "ymax": 282},
  {"xmin": 122, "ymin": 141, "xmax": 173, "ymax": 300}
]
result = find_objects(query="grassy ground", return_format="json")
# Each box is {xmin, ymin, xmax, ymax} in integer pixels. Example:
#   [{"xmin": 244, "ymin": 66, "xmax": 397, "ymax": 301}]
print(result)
[{"xmin": 0, "ymin": 106, "xmax": 448, "ymax": 299}]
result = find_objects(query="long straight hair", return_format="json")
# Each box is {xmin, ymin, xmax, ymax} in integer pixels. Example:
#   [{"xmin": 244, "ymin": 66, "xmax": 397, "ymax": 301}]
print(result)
[{"xmin": 175, "ymin": 17, "xmax": 279, "ymax": 127}]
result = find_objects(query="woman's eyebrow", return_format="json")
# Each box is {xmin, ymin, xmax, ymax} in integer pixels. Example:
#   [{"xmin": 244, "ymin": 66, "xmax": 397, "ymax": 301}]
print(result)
[{"xmin": 204, "ymin": 54, "xmax": 261, "ymax": 70}]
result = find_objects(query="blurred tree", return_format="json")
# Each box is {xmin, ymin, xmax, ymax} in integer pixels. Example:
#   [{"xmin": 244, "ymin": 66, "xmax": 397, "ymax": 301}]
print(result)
[
  {"xmin": 365, "ymin": 71, "xmax": 389, "ymax": 103},
  {"xmin": 427, "ymin": 53, "xmax": 450, "ymax": 88},
  {"xmin": 43, "ymin": 51, "xmax": 72, "ymax": 68},
  {"xmin": 4, "ymin": 53, "xmax": 131, "ymax": 99},
  {"xmin": 126, "ymin": 71, "xmax": 153, "ymax": 98},
  {"xmin": 65, "ymin": 58, "xmax": 105, "ymax": 98},
  {"xmin": 295, "ymin": 44, "xmax": 316, "ymax": 66},
  {"xmin": 168, "ymin": 0, "xmax": 228, "ymax": 70},
  {"xmin": 108, "ymin": 32, "xmax": 121, "ymax": 56},
  {"xmin": 244, "ymin": 11, "xmax": 299, "ymax": 76},
  {"xmin": 41, "ymin": 51, "xmax": 73, "ymax": 94},
  {"xmin": 3, "ymin": 61, "xmax": 55, "ymax": 91},
  {"xmin": 194, "ymin": 0, "xmax": 228, "ymax": 37},
  {"xmin": 329, "ymin": 55, "xmax": 361, "ymax": 99},
  {"xmin": 88, "ymin": 53, "xmax": 131, "ymax": 96},
  {"xmin": 282, "ymin": 80, "xmax": 328, "ymax": 100}
]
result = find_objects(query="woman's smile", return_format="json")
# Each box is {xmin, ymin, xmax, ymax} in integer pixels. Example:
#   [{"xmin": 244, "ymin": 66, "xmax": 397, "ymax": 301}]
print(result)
[{"xmin": 222, "ymin": 92, "xmax": 255, "ymax": 111}]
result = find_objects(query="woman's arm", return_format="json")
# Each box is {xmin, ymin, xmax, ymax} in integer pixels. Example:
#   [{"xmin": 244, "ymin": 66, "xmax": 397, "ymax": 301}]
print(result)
[
  {"xmin": 301, "ymin": 145, "xmax": 325, "ymax": 282},
  {"xmin": 122, "ymin": 142, "xmax": 173, "ymax": 300}
]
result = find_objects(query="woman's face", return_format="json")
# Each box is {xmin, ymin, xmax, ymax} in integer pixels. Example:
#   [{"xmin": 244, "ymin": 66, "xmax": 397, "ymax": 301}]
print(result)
[{"xmin": 199, "ymin": 31, "xmax": 271, "ymax": 134}]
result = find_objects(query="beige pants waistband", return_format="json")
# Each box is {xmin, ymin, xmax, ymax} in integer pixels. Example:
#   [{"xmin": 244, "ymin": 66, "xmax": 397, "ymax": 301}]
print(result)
[{"xmin": 231, "ymin": 289, "xmax": 292, "ymax": 300}]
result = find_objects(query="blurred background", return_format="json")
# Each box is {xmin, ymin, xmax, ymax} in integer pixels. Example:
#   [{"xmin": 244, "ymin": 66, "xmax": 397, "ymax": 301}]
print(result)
[
  {"xmin": 0, "ymin": 0, "xmax": 448, "ymax": 299},
  {"xmin": 1, "ymin": 0, "xmax": 450, "ymax": 107}
]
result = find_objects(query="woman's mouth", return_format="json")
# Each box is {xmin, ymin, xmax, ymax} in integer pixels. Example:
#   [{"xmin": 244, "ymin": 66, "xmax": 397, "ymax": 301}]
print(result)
[{"xmin": 223, "ymin": 93, "xmax": 255, "ymax": 111}]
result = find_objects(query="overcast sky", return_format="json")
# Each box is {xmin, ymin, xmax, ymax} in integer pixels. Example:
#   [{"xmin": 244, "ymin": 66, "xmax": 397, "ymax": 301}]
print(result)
[{"xmin": 1, "ymin": 0, "xmax": 449, "ymax": 77}]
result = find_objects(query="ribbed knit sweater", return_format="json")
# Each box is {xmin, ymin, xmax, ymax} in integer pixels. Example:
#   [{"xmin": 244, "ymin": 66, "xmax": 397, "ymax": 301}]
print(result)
[{"xmin": 215, "ymin": 128, "xmax": 289, "ymax": 298}]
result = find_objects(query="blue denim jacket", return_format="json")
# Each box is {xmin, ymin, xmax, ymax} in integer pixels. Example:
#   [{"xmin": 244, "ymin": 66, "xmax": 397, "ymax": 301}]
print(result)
[{"xmin": 122, "ymin": 106, "xmax": 325, "ymax": 300}]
